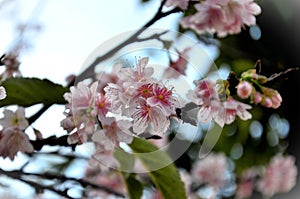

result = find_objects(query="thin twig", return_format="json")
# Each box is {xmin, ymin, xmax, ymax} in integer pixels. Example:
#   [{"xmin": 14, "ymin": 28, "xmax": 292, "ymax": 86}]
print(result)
[
  {"xmin": 267, "ymin": 67, "xmax": 299, "ymax": 81},
  {"xmin": 76, "ymin": 3, "xmax": 181, "ymax": 82},
  {"xmin": 0, "ymin": 168, "xmax": 74, "ymax": 199}
]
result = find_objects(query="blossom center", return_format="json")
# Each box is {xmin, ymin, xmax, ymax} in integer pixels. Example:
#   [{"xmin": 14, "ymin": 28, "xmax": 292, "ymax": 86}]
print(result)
[
  {"xmin": 98, "ymin": 102, "xmax": 105, "ymax": 108},
  {"xmin": 158, "ymin": 94, "xmax": 164, "ymax": 100}
]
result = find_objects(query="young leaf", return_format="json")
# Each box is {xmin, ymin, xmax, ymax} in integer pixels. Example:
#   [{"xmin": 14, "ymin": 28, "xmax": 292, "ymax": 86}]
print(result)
[
  {"xmin": 129, "ymin": 137, "xmax": 187, "ymax": 199},
  {"xmin": 0, "ymin": 78, "xmax": 69, "ymax": 107}
]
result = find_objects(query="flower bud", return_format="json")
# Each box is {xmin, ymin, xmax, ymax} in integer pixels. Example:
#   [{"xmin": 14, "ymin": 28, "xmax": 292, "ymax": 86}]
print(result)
[
  {"xmin": 270, "ymin": 92, "xmax": 282, "ymax": 109},
  {"xmin": 261, "ymin": 97, "xmax": 272, "ymax": 108},
  {"xmin": 237, "ymin": 81, "xmax": 252, "ymax": 99},
  {"xmin": 252, "ymin": 92, "xmax": 262, "ymax": 104}
]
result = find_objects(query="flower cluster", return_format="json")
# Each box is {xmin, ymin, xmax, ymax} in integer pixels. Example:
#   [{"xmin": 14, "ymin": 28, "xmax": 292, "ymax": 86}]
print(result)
[
  {"xmin": 236, "ymin": 155, "xmax": 298, "ymax": 198},
  {"xmin": 156, "ymin": 153, "xmax": 297, "ymax": 199},
  {"xmin": 0, "ymin": 107, "xmax": 33, "ymax": 160},
  {"xmin": 187, "ymin": 79, "xmax": 252, "ymax": 127},
  {"xmin": 166, "ymin": 0, "xmax": 261, "ymax": 37},
  {"xmin": 104, "ymin": 57, "xmax": 184, "ymax": 135},
  {"xmin": 257, "ymin": 155, "xmax": 298, "ymax": 197},
  {"xmin": 61, "ymin": 57, "xmax": 185, "ymax": 171},
  {"xmin": 237, "ymin": 69, "xmax": 283, "ymax": 109}
]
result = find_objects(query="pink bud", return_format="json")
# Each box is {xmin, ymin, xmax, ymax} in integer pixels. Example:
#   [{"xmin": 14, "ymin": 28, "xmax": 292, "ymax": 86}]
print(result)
[
  {"xmin": 237, "ymin": 81, "xmax": 252, "ymax": 99},
  {"xmin": 253, "ymin": 92, "xmax": 262, "ymax": 103},
  {"xmin": 261, "ymin": 97, "xmax": 272, "ymax": 108},
  {"xmin": 271, "ymin": 93, "xmax": 282, "ymax": 109}
]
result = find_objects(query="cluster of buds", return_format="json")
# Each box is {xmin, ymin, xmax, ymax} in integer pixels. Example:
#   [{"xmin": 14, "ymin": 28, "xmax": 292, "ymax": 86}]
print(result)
[{"xmin": 236, "ymin": 69, "xmax": 282, "ymax": 109}]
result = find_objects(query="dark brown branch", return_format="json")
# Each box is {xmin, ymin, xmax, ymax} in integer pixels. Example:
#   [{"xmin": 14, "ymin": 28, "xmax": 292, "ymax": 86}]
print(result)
[
  {"xmin": 30, "ymin": 135, "xmax": 76, "ymax": 151},
  {"xmin": 28, "ymin": 104, "xmax": 52, "ymax": 125}
]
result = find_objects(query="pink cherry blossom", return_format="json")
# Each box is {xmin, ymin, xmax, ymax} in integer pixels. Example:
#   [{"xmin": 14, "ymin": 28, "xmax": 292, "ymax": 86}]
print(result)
[
  {"xmin": 165, "ymin": 0, "xmax": 190, "ymax": 10},
  {"xmin": 0, "ymin": 128, "xmax": 33, "ymax": 160},
  {"xmin": 257, "ymin": 155, "xmax": 298, "ymax": 197},
  {"xmin": 187, "ymin": 79, "xmax": 222, "ymax": 125},
  {"xmin": 63, "ymin": 81, "xmax": 101, "ymax": 144},
  {"xmin": 163, "ymin": 48, "xmax": 191, "ymax": 79},
  {"xmin": 235, "ymin": 168, "xmax": 258, "ymax": 199},
  {"xmin": 218, "ymin": 97, "xmax": 252, "ymax": 126},
  {"xmin": 136, "ymin": 83, "xmax": 154, "ymax": 99},
  {"xmin": 188, "ymin": 79, "xmax": 252, "ymax": 126},
  {"xmin": 118, "ymin": 57, "xmax": 154, "ymax": 87},
  {"xmin": 180, "ymin": 0, "xmax": 261, "ymax": 37},
  {"xmin": 131, "ymin": 99, "xmax": 170, "ymax": 135},
  {"xmin": 191, "ymin": 153, "xmax": 228, "ymax": 188},
  {"xmin": 60, "ymin": 115, "xmax": 75, "ymax": 133},
  {"xmin": 104, "ymin": 82, "xmax": 129, "ymax": 114},
  {"xmin": 95, "ymin": 93, "xmax": 111, "ymax": 122},
  {"xmin": 92, "ymin": 117, "xmax": 133, "ymax": 148},
  {"xmin": 237, "ymin": 81, "xmax": 252, "ymax": 99},
  {"xmin": 0, "ymin": 53, "xmax": 21, "ymax": 81},
  {"xmin": 0, "ymin": 107, "xmax": 28, "ymax": 130},
  {"xmin": 147, "ymin": 83, "xmax": 179, "ymax": 116},
  {"xmin": 236, "ymin": 180, "xmax": 254, "ymax": 199},
  {"xmin": 64, "ymin": 81, "xmax": 98, "ymax": 116}
]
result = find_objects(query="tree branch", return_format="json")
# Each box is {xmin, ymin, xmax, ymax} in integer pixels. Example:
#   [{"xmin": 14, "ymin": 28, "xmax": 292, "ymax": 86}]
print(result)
[
  {"xmin": 30, "ymin": 135, "xmax": 76, "ymax": 151},
  {"xmin": 0, "ymin": 168, "xmax": 125, "ymax": 198},
  {"xmin": 76, "ymin": 4, "xmax": 181, "ymax": 82}
]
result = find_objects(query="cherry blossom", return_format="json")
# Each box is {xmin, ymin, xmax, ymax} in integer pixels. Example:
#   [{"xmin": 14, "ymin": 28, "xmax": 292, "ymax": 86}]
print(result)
[
  {"xmin": 95, "ymin": 93, "xmax": 111, "ymax": 122},
  {"xmin": 0, "ymin": 128, "xmax": 33, "ymax": 160},
  {"xmin": 62, "ymin": 81, "xmax": 100, "ymax": 144},
  {"xmin": 187, "ymin": 79, "xmax": 252, "ymax": 126},
  {"xmin": 257, "ymin": 155, "xmax": 298, "ymax": 197},
  {"xmin": 235, "ymin": 168, "xmax": 258, "ymax": 199},
  {"xmin": 0, "ymin": 107, "xmax": 28, "ymax": 130},
  {"xmin": 0, "ymin": 53, "xmax": 21, "ymax": 81},
  {"xmin": 180, "ymin": 0, "xmax": 261, "ymax": 37},
  {"xmin": 131, "ymin": 99, "xmax": 170, "ymax": 134},
  {"xmin": 118, "ymin": 57, "xmax": 154, "ymax": 88},
  {"xmin": 191, "ymin": 153, "xmax": 228, "ymax": 188},
  {"xmin": 165, "ymin": 0, "xmax": 190, "ymax": 10},
  {"xmin": 218, "ymin": 97, "xmax": 252, "ymax": 126},
  {"xmin": 147, "ymin": 83, "xmax": 179, "ymax": 116},
  {"xmin": 187, "ymin": 79, "xmax": 221, "ymax": 124},
  {"xmin": 92, "ymin": 117, "xmax": 133, "ymax": 147},
  {"xmin": 237, "ymin": 81, "xmax": 253, "ymax": 99},
  {"xmin": 163, "ymin": 48, "xmax": 190, "ymax": 79}
]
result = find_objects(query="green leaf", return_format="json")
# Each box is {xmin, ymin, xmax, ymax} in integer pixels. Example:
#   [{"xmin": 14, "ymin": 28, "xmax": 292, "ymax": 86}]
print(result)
[
  {"xmin": 114, "ymin": 147, "xmax": 135, "ymax": 173},
  {"xmin": 0, "ymin": 78, "xmax": 69, "ymax": 107},
  {"xmin": 115, "ymin": 147, "xmax": 143, "ymax": 199},
  {"xmin": 129, "ymin": 137, "xmax": 187, "ymax": 199},
  {"xmin": 123, "ymin": 173, "xmax": 143, "ymax": 199}
]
